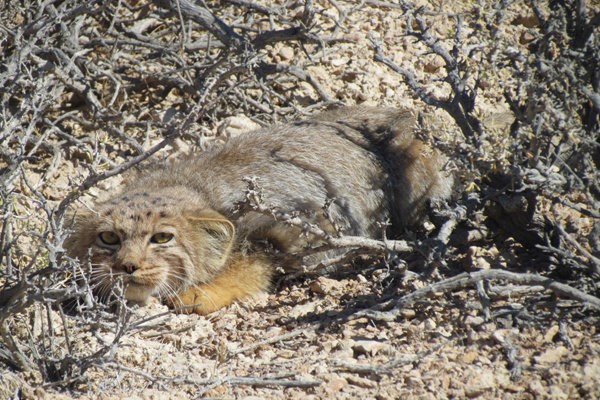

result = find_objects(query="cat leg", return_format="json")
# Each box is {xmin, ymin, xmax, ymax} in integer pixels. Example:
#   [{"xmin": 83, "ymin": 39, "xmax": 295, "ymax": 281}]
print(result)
[{"xmin": 167, "ymin": 255, "xmax": 273, "ymax": 315}]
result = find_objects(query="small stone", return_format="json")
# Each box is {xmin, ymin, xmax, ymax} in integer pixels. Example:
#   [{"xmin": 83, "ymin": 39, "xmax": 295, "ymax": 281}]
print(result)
[
  {"xmin": 519, "ymin": 31, "xmax": 536, "ymax": 44},
  {"xmin": 347, "ymin": 375, "xmax": 378, "ymax": 388},
  {"xmin": 279, "ymin": 46, "xmax": 294, "ymax": 60},
  {"xmin": 330, "ymin": 57, "xmax": 348, "ymax": 67},
  {"xmin": 465, "ymin": 370, "xmax": 496, "ymax": 397},
  {"xmin": 462, "ymin": 351, "xmax": 478, "ymax": 364},
  {"xmin": 543, "ymin": 325, "xmax": 559, "ymax": 343},
  {"xmin": 325, "ymin": 377, "xmax": 347, "ymax": 393},
  {"xmin": 352, "ymin": 340, "xmax": 389, "ymax": 356},
  {"xmin": 423, "ymin": 57, "xmax": 444, "ymax": 73},
  {"xmin": 423, "ymin": 318, "xmax": 437, "ymax": 330},
  {"xmin": 465, "ymin": 315, "xmax": 485, "ymax": 327},
  {"xmin": 309, "ymin": 277, "xmax": 345, "ymax": 295},
  {"xmin": 534, "ymin": 346, "xmax": 568, "ymax": 365}
]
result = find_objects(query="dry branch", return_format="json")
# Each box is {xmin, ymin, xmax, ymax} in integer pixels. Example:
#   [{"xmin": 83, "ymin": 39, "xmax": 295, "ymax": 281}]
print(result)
[
  {"xmin": 232, "ymin": 328, "xmax": 307, "ymax": 355},
  {"xmin": 369, "ymin": 3, "xmax": 483, "ymax": 141},
  {"xmin": 352, "ymin": 269, "xmax": 600, "ymax": 322},
  {"xmin": 102, "ymin": 361, "xmax": 322, "ymax": 390},
  {"xmin": 153, "ymin": 0, "xmax": 248, "ymax": 50},
  {"xmin": 335, "ymin": 339, "xmax": 451, "ymax": 376},
  {"xmin": 552, "ymin": 213, "xmax": 600, "ymax": 275}
]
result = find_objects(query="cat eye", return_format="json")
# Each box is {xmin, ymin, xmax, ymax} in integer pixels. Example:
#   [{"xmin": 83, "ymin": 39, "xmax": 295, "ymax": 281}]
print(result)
[
  {"xmin": 98, "ymin": 231, "xmax": 120, "ymax": 246},
  {"xmin": 150, "ymin": 232, "xmax": 174, "ymax": 244}
]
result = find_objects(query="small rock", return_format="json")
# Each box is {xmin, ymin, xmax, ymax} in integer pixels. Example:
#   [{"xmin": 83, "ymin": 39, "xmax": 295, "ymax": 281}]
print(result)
[
  {"xmin": 423, "ymin": 221, "xmax": 436, "ymax": 232},
  {"xmin": 543, "ymin": 325, "xmax": 559, "ymax": 343},
  {"xmin": 325, "ymin": 377, "xmax": 347, "ymax": 393},
  {"xmin": 347, "ymin": 375, "xmax": 378, "ymax": 388},
  {"xmin": 462, "ymin": 351, "xmax": 478, "ymax": 364},
  {"xmin": 423, "ymin": 318, "xmax": 437, "ymax": 330},
  {"xmin": 465, "ymin": 370, "xmax": 496, "ymax": 397},
  {"xmin": 330, "ymin": 57, "xmax": 348, "ymax": 67},
  {"xmin": 465, "ymin": 316, "xmax": 485, "ymax": 327},
  {"xmin": 528, "ymin": 379, "xmax": 547, "ymax": 396},
  {"xmin": 288, "ymin": 300, "xmax": 319, "ymax": 318},
  {"xmin": 309, "ymin": 276, "xmax": 345, "ymax": 295},
  {"xmin": 352, "ymin": 340, "xmax": 389, "ymax": 356},
  {"xmin": 279, "ymin": 46, "xmax": 294, "ymax": 60},
  {"xmin": 423, "ymin": 57, "xmax": 444, "ymax": 73},
  {"xmin": 534, "ymin": 346, "xmax": 568, "ymax": 365},
  {"xmin": 512, "ymin": 14, "xmax": 540, "ymax": 28},
  {"xmin": 342, "ymin": 32, "xmax": 364, "ymax": 42},
  {"xmin": 519, "ymin": 31, "xmax": 536, "ymax": 44}
]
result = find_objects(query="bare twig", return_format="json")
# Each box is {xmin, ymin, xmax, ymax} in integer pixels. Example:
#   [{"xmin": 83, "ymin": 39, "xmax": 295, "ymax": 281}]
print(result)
[
  {"xmin": 152, "ymin": 0, "xmax": 249, "ymax": 50},
  {"xmin": 233, "ymin": 328, "xmax": 308, "ymax": 355},
  {"xmin": 369, "ymin": 3, "xmax": 482, "ymax": 142},
  {"xmin": 352, "ymin": 269, "xmax": 600, "ymax": 321},
  {"xmin": 335, "ymin": 338, "xmax": 452, "ymax": 375},
  {"xmin": 100, "ymin": 361, "xmax": 321, "ymax": 389},
  {"xmin": 551, "ymin": 208, "xmax": 600, "ymax": 275},
  {"xmin": 492, "ymin": 330, "xmax": 522, "ymax": 381}
]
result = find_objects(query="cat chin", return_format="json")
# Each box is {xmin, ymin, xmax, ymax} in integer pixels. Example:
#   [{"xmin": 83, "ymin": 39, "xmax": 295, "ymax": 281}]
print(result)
[{"xmin": 124, "ymin": 284, "xmax": 155, "ymax": 303}]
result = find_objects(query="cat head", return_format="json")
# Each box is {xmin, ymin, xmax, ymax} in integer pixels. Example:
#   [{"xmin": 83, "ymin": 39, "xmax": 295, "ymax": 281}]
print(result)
[{"xmin": 64, "ymin": 188, "xmax": 235, "ymax": 304}]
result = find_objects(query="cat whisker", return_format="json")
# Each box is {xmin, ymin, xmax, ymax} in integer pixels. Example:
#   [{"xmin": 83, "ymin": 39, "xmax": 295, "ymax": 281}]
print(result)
[{"xmin": 157, "ymin": 283, "xmax": 185, "ymax": 309}]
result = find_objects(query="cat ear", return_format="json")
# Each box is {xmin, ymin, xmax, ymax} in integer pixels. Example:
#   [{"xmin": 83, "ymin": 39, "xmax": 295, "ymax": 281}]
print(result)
[{"xmin": 186, "ymin": 209, "xmax": 236, "ymax": 260}]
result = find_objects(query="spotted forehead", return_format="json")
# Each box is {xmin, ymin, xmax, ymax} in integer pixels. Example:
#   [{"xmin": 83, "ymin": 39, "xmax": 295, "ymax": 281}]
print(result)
[{"xmin": 99, "ymin": 191, "xmax": 183, "ymax": 219}]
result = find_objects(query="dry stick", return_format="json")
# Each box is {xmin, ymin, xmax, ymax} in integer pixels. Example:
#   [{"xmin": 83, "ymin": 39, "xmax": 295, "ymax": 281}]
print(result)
[
  {"xmin": 258, "ymin": 63, "xmax": 338, "ymax": 104},
  {"xmin": 153, "ymin": 0, "xmax": 248, "ymax": 50},
  {"xmin": 100, "ymin": 361, "xmax": 322, "ymax": 389},
  {"xmin": 487, "ymin": 284, "xmax": 545, "ymax": 298},
  {"xmin": 553, "ymin": 218, "xmax": 600, "ymax": 275},
  {"xmin": 335, "ymin": 338, "xmax": 452, "ymax": 375},
  {"xmin": 158, "ymin": 0, "xmax": 320, "ymax": 52},
  {"xmin": 232, "ymin": 328, "xmax": 307, "ymax": 355},
  {"xmin": 556, "ymin": 197, "xmax": 600, "ymax": 219},
  {"xmin": 225, "ymin": 376, "xmax": 321, "ymax": 388},
  {"xmin": 492, "ymin": 331, "xmax": 522, "ymax": 381},
  {"xmin": 426, "ymin": 206, "xmax": 466, "ymax": 270},
  {"xmin": 476, "ymin": 280, "xmax": 492, "ymax": 320},
  {"xmin": 352, "ymin": 269, "xmax": 600, "ymax": 322},
  {"xmin": 223, "ymin": 0, "xmax": 282, "ymax": 15},
  {"xmin": 370, "ymin": 7, "xmax": 481, "ymax": 141},
  {"xmin": 364, "ymin": 0, "xmax": 404, "ymax": 9},
  {"xmin": 370, "ymin": 37, "xmax": 447, "ymax": 111},
  {"xmin": 44, "ymin": 118, "xmax": 118, "ymax": 167}
]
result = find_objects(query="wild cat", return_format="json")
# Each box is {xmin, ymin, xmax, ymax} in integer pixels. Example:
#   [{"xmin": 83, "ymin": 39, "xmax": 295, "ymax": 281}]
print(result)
[{"xmin": 65, "ymin": 106, "xmax": 453, "ymax": 314}]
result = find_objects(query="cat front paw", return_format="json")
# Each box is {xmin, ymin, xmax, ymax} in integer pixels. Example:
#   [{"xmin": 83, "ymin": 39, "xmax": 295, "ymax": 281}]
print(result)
[{"xmin": 164, "ymin": 287, "xmax": 219, "ymax": 315}]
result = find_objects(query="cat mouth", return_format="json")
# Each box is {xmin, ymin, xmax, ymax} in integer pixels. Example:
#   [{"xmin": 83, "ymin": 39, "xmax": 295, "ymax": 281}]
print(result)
[{"xmin": 123, "ymin": 281, "xmax": 155, "ymax": 302}]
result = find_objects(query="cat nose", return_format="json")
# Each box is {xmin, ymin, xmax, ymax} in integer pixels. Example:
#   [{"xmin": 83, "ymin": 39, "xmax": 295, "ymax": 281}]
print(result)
[{"xmin": 117, "ymin": 261, "xmax": 138, "ymax": 274}]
